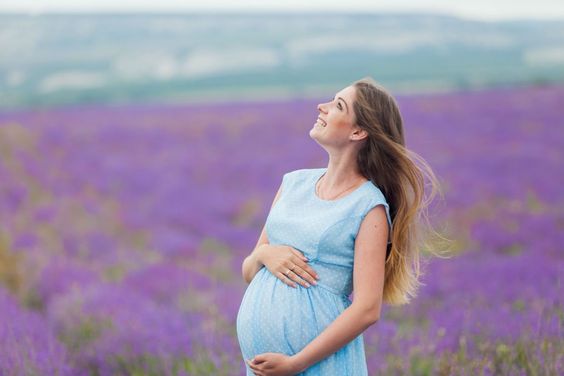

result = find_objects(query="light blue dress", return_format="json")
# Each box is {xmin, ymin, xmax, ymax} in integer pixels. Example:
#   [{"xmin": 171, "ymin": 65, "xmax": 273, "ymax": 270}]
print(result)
[{"xmin": 236, "ymin": 168, "xmax": 393, "ymax": 375}]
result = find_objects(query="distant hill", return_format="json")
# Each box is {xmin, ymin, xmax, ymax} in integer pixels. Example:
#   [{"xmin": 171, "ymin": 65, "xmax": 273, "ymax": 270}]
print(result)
[{"xmin": 1, "ymin": 12, "xmax": 563, "ymax": 110}]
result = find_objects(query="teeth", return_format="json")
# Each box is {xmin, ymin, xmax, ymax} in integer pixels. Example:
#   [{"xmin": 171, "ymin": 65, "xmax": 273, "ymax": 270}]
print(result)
[{"xmin": 316, "ymin": 118, "xmax": 326, "ymax": 127}]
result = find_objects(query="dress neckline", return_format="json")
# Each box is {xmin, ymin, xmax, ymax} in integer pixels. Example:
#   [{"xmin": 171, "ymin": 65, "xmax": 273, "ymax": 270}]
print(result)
[{"xmin": 312, "ymin": 168, "xmax": 371, "ymax": 203}]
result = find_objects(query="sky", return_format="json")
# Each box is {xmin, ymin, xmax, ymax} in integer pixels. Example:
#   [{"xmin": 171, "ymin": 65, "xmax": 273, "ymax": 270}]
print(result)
[{"xmin": 1, "ymin": 0, "xmax": 564, "ymax": 21}]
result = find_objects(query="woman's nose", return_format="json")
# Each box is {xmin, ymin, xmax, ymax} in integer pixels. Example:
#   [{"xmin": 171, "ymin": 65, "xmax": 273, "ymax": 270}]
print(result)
[{"xmin": 317, "ymin": 103, "xmax": 327, "ymax": 113}]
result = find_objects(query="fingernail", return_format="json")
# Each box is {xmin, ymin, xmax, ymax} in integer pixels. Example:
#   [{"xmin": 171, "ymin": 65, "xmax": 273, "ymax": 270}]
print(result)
[
  {"xmin": 305, "ymin": 282, "xmax": 310, "ymax": 287},
  {"xmin": 312, "ymin": 280, "xmax": 317, "ymax": 285}
]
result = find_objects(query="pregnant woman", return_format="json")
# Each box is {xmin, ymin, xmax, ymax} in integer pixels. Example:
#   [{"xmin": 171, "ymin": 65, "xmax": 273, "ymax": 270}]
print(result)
[{"xmin": 236, "ymin": 76, "xmax": 441, "ymax": 375}]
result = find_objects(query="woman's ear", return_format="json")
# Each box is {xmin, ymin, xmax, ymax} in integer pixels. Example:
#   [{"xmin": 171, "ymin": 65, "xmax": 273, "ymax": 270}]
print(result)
[{"xmin": 351, "ymin": 127, "xmax": 369, "ymax": 142}]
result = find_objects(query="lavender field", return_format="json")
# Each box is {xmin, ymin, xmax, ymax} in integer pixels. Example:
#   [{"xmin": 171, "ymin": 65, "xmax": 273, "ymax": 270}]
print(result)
[{"xmin": 0, "ymin": 84, "xmax": 562, "ymax": 375}]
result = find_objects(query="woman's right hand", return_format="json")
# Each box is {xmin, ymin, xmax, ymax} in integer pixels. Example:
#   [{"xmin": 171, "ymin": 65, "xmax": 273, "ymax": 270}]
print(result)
[{"xmin": 258, "ymin": 245, "xmax": 320, "ymax": 288}]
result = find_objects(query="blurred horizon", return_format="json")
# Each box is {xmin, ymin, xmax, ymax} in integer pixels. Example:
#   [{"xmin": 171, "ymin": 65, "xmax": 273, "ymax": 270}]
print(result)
[{"xmin": 1, "ymin": 12, "xmax": 563, "ymax": 111}]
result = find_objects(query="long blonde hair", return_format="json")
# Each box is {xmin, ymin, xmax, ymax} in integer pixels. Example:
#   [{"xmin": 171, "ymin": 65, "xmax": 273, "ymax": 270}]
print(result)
[{"xmin": 353, "ymin": 76, "xmax": 450, "ymax": 306}]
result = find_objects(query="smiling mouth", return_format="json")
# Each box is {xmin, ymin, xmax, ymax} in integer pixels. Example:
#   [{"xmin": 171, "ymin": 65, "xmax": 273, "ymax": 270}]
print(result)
[{"xmin": 316, "ymin": 117, "xmax": 327, "ymax": 127}]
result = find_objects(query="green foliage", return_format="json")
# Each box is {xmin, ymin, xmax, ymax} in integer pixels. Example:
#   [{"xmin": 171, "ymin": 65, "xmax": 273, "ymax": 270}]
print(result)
[
  {"xmin": 102, "ymin": 353, "xmax": 223, "ymax": 376},
  {"xmin": 409, "ymin": 353, "xmax": 434, "ymax": 376},
  {"xmin": 59, "ymin": 316, "xmax": 113, "ymax": 355},
  {"xmin": 379, "ymin": 334, "xmax": 562, "ymax": 375},
  {"xmin": 176, "ymin": 356, "xmax": 220, "ymax": 376}
]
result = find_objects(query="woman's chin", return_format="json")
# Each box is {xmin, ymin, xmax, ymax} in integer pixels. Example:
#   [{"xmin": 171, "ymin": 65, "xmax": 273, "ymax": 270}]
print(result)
[{"xmin": 309, "ymin": 128, "xmax": 325, "ymax": 143}]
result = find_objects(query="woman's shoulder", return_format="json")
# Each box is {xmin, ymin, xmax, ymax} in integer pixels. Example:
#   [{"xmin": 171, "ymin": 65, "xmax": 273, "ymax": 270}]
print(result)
[{"xmin": 364, "ymin": 181, "xmax": 389, "ymax": 204}]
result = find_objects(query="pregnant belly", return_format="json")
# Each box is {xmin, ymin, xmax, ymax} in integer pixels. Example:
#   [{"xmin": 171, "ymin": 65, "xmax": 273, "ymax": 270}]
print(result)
[{"xmin": 236, "ymin": 267, "xmax": 351, "ymax": 357}]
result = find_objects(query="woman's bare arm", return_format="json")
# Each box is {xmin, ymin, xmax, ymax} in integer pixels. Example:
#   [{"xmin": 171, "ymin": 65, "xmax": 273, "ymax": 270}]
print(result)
[
  {"xmin": 241, "ymin": 182, "xmax": 283, "ymax": 284},
  {"xmin": 289, "ymin": 204, "xmax": 389, "ymax": 372}
]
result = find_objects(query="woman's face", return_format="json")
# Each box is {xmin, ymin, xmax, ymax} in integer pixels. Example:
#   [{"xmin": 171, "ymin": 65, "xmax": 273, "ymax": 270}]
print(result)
[{"xmin": 311, "ymin": 85, "xmax": 361, "ymax": 146}]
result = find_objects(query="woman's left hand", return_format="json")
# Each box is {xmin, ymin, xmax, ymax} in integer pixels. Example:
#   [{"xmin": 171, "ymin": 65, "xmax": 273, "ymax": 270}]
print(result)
[{"xmin": 246, "ymin": 352, "xmax": 303, "ymax": 376}]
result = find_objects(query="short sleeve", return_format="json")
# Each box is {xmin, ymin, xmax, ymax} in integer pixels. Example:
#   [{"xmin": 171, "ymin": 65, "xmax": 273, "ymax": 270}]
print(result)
[
  {"xmin": 281, "ymin": 172, "xmax": 289, "ymax": 188},
  {"xmin": 280, "ymin": 172, "xmax": 289, "ymax": 195},
  {"xmin": 279, "ymin": 170, "xmax": 296, "ymax": 200},
  {"xmin": 362, "ymin": 199, "xmax": 393, "ymax": 244}
]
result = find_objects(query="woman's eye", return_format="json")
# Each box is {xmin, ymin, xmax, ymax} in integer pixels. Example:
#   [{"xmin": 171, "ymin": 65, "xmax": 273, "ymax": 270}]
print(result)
[{"xmin": 328, "ymin": 98, "xmax": 342, "ymax": 110}]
